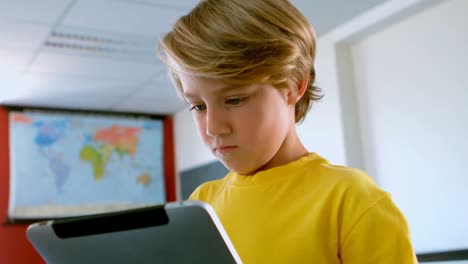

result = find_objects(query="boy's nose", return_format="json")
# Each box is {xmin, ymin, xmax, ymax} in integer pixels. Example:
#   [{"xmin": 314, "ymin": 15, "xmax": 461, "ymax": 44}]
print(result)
[{"xmin": 205, "ymin": 108, "xmax": 230, "ymax": 136}]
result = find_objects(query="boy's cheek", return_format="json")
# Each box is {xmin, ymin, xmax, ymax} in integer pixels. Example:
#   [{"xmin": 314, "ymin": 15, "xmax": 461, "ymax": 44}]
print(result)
[{"xmin": 193, "ymin": 116, "xmax": 207, "ymax": 138}]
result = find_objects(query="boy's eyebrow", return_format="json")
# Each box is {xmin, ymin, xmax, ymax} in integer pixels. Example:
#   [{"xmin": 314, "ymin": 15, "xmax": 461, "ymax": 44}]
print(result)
[{"xmin": 182, "ymin": 92, "xmax": 198, "ymax": 99}]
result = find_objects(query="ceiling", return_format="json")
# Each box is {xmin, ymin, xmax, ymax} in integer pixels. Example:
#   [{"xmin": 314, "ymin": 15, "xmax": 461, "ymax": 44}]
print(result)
[{"xmin": 0, "ymin": 0, "xmax": 387, "ymax": 115}]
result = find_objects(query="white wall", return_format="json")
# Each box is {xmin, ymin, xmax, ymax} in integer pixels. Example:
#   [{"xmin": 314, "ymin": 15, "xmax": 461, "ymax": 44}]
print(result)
[{"xmin": 349, "ymin": 0, "xmax": 468, "ymax": 253}]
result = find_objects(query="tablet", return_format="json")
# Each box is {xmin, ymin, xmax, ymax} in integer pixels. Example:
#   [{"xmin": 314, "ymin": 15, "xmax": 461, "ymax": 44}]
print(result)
[{"xmin": 26, "ymin": 200, "xmax": 242, "ymax": 264}]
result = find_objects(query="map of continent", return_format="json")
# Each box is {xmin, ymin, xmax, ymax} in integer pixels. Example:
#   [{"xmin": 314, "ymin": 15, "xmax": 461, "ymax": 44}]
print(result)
[{"xmin": 80, "ymin": 125, "xmax": 141, "ymax": 180}]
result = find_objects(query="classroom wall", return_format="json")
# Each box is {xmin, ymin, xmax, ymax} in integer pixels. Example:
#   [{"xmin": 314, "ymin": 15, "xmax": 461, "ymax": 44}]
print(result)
[
  {"xmin": 348, "ymin": 0, "xmax": 468, "ymax": 253},
  {"xmin": 0, "ymin": 106, "xmax": 176, "ymax": 263},
  {"xmin": 0, "ymin": 107, "xmax": 42, "ymax": 264}
]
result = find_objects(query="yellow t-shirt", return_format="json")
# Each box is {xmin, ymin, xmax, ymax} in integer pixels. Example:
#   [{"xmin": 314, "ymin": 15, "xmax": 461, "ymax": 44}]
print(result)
[{"xmin": 189, "ymin": 153, "xmax": 417, "ymax": 263}]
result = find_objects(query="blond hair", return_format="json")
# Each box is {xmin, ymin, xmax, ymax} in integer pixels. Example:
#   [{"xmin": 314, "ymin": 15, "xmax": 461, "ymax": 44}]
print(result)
[{"xmin": 158, "ymin": 0, "xmax": 323, "ymax": 123}]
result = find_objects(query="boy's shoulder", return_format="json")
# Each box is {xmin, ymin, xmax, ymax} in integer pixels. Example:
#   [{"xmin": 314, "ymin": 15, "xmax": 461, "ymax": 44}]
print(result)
[
  {"xmin": 297, "ymin": 153, "xmax": 378, "ymax": 187},
  {"xmin": 300, "ymin": 153, "xmax": 387, "ymax": 202},
  {"xmin": 188, "ymin": 177, "xmax": 227, "ymax": 201},
  {"xmin": 316, "ymin": 159, "xmax": 378, "ymax": 187}
]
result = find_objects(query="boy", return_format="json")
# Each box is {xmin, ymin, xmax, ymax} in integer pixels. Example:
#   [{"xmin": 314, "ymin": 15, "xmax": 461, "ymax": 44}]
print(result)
[{"xmin": 158, "ymin": 0, "xmax": 417, "ymax": 263}]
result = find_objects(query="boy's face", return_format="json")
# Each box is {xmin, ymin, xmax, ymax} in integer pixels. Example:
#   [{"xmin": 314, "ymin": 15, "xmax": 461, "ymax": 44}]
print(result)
[{"xmin": 180, "ymin": 74, "xmax": 296, "ymax": 175}]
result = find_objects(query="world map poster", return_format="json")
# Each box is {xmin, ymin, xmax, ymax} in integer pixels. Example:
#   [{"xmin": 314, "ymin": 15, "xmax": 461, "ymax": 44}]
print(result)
[{"xmin": 8, "ymin": 110, "xmax": 165, "ymax": 219}]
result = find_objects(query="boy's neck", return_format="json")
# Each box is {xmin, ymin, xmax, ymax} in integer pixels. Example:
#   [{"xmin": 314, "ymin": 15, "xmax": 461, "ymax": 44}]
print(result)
[{"xmin": 248, "ymin": 129, "xmax": 308, "ymax": 175}]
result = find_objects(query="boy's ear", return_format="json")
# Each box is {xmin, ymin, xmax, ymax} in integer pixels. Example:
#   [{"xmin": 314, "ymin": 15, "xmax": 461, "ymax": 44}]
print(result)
[
  {"xmin": 287, "ymin": 75, "xmax": 310, "ymax": 105},
  {"xmin": 296, "ymin": 74, "xmax": 309, "ymax": 102}
]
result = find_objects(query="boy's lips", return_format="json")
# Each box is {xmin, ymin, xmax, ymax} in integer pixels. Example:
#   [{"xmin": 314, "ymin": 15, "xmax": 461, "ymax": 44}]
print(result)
[{"xmin": 214, "ymin": 145, "xmax": 238, "ymax": 154}]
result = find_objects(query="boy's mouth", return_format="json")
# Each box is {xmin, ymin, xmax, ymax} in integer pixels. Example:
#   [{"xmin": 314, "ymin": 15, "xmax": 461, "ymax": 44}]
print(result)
[{"xmin": 214, "ymin": 145, "xmax": 238, "ymax": 155}]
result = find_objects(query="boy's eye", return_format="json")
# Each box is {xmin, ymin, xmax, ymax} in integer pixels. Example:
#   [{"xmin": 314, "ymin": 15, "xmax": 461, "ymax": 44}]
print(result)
[
  {"xmin": 226, "ymin": 98, "xmax": 245, "ymax": 105},
  {"xmin": 190, "ymin": 104, "xmax": 206, "ymax": 111}
]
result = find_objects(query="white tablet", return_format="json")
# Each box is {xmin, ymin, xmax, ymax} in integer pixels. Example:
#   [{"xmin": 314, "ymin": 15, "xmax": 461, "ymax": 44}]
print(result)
[{"xmin": 26, "ymin": 200, "xmax": 242, "ymax": 264}]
